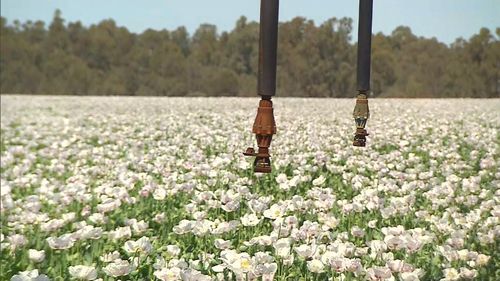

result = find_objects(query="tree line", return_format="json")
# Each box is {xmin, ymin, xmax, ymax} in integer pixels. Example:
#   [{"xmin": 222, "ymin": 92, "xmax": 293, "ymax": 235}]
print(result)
[{"xmin": 1, "ymin": 10, "xmax": 499, "ymax": 97}]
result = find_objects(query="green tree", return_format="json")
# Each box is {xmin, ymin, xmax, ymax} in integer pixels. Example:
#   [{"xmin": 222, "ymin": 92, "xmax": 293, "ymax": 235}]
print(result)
[{"xmin": 1, "ymin": 11, "xmax": 499, "ymax": 97}]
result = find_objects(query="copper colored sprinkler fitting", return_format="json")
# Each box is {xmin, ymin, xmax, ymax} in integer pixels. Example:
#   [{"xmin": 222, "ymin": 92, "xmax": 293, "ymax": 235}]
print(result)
[
  {"xmin": 243, "ymin": 97, "xmax": 276, "ymax": 173},
  {"xmin": 353, "ymin": 93, "xmax": 370, "ymax": 147}
]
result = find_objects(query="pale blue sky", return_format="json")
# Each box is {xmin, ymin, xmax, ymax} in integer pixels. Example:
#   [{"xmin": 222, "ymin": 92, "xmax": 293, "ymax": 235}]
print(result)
[{"xmin": 1, "ymin": 0, "xmax": 499, "ymax": 44}]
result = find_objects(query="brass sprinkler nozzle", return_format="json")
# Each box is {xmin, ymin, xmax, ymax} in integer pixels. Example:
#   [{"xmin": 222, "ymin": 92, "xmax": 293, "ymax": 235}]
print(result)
[
  {"xmin": 243, "ymin": 97, "xmax": 276, "ymax": 173},
  {"xmin": 353, "ymin": 93, "xmax": 370, "ymax": 147}
]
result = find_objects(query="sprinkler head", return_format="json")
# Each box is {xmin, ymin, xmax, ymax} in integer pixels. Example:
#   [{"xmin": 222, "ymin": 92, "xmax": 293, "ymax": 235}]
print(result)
[
  {"xmin": 243, "ymin": 98, "xmax": 276, "ymax": 173},
  {"xmin": 353, "ymin": 93, "xmax": 370, "ymax": 147},
  {"xmin": 353, "ymin": 127, "xmax": 369, "ymax": 147}
]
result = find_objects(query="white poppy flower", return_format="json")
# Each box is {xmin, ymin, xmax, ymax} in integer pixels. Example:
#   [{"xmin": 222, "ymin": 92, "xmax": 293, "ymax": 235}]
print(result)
[
  {"xmin": 240, "ymin": 213, "xmax": 261, "ymax": 226},
  {"xmin": 166, "ymin": 245, "xmax": 181, "ymax": 257},
  {"xmin": 263, "ymin": 204, "xmax": 285, "ymax": 219},
  {"xmin": 366, "ymin": 266, "xmax": 392, "ymax": 281},
  {"xmin": 153, "ymin": 187, "xmax": 167, "ymax": 200},
  {"xmin": 294, "ymin": 244, "xmax": 316, "ymax": 259},
  {"xmin": 442, "ymin": 268, "xmax": 460, "ymax": 281},
  {"xmin": 312, "ymin": 175, "xmax": 326, "ymax": 186},
  {"xmin": 46, "ymin": 234, "xmax": 75, "ymax": 250},
  {"xmin": 10, "ymin": 269, "xmax": 50, "ymax": 281},
  {"xmin": 307, "ymin": 259, "xmax": 324, "ymax": 273},
  {"xmin": 68, "ymin": 265, "xmax": 97, "ymax": 280},
  {"xmin": 123, "ymin": 236, "xmax": 152, "ymax": 255},
  {"xmin": 153, "ymin": 267, "xmax": 181, "ymax": 281},
  {"xmin": 108, "ymin": 226, "xmax": 132, "ymax": 240},
  {"xmin": 400, "ymin": 270, "xmax": 423, "ymax": 281},
  {"xmin": 28, "ymin": 249, "xmax": 45, "ymax": 263},
  {"xmin": 459, "ymin": 267, "xmax": 477, "ymax": 279},
  {"xmin": 100, "ymin": 251, "xmax": 121, "ymax": 263},
  {"xmin": 8, "ymin": 234, "xmax": 27, "ymax": 250},
  {"xmin": 214, "ymin": 239, "xmax": 231, "ymax": 250},
  {"xmin": 103, "ymin": 259, "xmax": 134, "ymax": 277},
  {"xmin": 351, "ymin": 226, "xmax": 365, "ymax": 237},
  {"xmin": 273, "ymin": 238, "xmax": 291, "ymax": 257}
]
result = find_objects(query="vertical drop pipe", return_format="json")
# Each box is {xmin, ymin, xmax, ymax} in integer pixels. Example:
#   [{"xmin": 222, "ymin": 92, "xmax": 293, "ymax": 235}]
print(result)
[
  {"xmin": 243, "ymin": 0, "xmax": 279, "ymax": 173},
  {"xmin": 258, "ymin": 0, "xmax": 279, "ymax": 97},
  {"xmin": 353, "ymin": 0, "xmax": 373, "ymax": 147}
]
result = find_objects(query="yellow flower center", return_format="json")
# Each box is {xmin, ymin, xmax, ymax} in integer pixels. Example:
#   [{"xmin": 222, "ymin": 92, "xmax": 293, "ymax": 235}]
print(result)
[{"xmin": 241, "ymin": 258, "xmax": 251, "ymax": 270}]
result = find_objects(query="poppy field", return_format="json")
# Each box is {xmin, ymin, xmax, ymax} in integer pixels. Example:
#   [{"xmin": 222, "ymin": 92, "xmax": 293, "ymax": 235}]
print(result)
[{"xmin": 1, "ymin": 96, "xmax": 499, "ymax": 280}]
